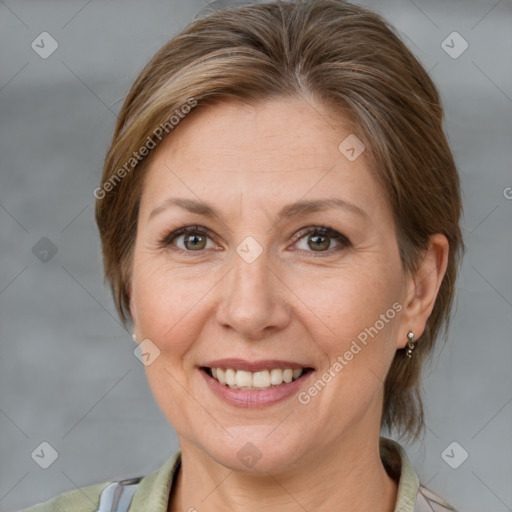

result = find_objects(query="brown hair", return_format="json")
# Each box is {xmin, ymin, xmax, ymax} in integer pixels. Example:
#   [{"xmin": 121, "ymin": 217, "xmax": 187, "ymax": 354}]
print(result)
[{"xmin": 95, "ymin": 0, "xmax": 463, "ymax": 441}]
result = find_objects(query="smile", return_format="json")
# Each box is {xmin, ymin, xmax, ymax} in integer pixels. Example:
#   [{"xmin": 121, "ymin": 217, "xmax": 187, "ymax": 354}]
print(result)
[
  {"xmin": 205, "ymin": 367, "xmax": 310, "ymax": 390},
  {"xmin": 199, "ymin": 359, "xmax": 315, "ymax": 407}
]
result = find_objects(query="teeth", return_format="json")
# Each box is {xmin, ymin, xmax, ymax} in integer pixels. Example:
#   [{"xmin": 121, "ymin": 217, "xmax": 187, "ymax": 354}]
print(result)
[
  {"xmin": 270, "ymin": 368, "xmax": 283, "ymax": 385},
  {"xmin": 252, "ymin": 370, "xmax": 270, "ymax": 388},
  {"xmin": 225, "ymin": 368, "xmax": 236, "ymax": 388},
  {"xmin": 217, "ymin": 368, "xmax": 226, "ymax": 385},
  {"xmin": 235, "ymin": 370, "xmax": 252, "ymax": 389},
  {"xmin": 208, "ymin": 367, "xmax": 306, "ymax": 389}
]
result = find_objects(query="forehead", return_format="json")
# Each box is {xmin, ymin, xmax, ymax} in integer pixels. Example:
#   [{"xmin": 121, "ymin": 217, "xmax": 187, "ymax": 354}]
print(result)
[{"xmin": 139, "ymin": 97, "xmax": 387, "ymax": 222}]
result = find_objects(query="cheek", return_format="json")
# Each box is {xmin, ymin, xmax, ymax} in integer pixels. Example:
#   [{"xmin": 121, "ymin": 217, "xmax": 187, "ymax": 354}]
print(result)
[
  {"xmin": 131, "ymin": 259, "xmax": 212, "ymax": 428},
  {"xmin": 290, "ymin": 258, "xmax": 403, "ymax": 382},
  {"xmin": 293, "ymin": 266, "xmax": 403, "ymax": 429},
  {"xmin": 298, "ymin": 264, "xmax": 401, "ymax": 334},
  {"xmin": 131, "ymin": 256, "xmax": 216, "ymax": 357}
]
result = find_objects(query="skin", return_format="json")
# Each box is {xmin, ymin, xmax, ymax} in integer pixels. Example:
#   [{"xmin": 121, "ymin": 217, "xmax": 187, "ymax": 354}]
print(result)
[{"xmin": 129, "ymin": 97, "xmax": 449, "ymax": 512}]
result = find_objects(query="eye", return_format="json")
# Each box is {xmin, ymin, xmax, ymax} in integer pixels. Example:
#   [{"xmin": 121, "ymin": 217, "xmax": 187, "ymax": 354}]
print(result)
[
  {"xmin": 291, "ymin": 225, "xmax": 351, "ymax": 255},
  {"xmin": 158, "ymin": 224, "xmax": 351, "ymax": 256},
  {"xmin": 158, "ymin": 225, "xmax": 216, "ymax": 253}
]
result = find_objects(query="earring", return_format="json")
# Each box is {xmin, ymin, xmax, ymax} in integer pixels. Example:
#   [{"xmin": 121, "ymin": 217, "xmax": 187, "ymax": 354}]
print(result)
[
  {"xmin": 405, "ymin": 331, "xmax": 416, "ymax": 358},
  {"xmin": 132, "ymin": 332, "xmax": 137, "ymax": 343}
]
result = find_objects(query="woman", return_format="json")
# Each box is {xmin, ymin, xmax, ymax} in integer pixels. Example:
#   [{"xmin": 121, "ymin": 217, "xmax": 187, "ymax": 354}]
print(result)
[{"xmin": 21, "ymin": 0, "xmax": 464, "ymax": 510}]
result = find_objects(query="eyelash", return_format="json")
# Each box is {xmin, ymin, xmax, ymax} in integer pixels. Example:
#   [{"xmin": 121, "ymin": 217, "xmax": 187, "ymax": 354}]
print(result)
[{"xmin": 157, "ymin": 224, "xmax": 351, "ymax": 257}]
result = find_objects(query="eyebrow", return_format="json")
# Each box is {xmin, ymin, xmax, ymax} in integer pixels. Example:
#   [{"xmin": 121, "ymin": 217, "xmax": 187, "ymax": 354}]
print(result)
[{"xmin": 148, "ymin": 197, "xmax": 368, "ymax": 224}]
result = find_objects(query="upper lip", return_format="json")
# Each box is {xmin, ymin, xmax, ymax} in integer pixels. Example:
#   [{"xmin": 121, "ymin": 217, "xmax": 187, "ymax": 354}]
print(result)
[{"xmin": 202, "ymin": 358, "xmax": 313, "ymax": 372}]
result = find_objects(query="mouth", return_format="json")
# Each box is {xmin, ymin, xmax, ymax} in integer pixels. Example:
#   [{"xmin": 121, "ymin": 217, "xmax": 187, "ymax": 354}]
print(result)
[{"xmin": 200, "ymin": 365, "xmax": 314, "ymax": 391}]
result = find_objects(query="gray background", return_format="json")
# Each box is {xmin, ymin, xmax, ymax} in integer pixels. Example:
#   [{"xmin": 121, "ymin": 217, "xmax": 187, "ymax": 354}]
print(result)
[{"xmin": 1, "ymin": 0, "xmax": 511, "ymax": 511}]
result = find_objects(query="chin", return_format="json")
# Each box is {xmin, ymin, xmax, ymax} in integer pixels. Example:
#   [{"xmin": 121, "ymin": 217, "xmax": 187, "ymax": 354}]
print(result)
[
  {"xmin": 197, "ymin": 431, "xmax": 308, "ymax": 475},
  {"xmin": 214, "ymin": 447, "xmax": 302, "ymax": 475}
]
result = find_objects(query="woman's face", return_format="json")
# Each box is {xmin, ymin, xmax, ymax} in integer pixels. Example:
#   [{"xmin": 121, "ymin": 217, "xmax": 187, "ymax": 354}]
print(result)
[{"xmin": 130, "ymin": 97, "xmax": 412, "ymax": 472}]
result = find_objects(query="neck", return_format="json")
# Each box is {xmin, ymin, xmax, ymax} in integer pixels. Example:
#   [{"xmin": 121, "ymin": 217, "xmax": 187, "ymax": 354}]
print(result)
[{"xmin": 169, "ymin": 430, "xmax": 398, "ymax": 512}]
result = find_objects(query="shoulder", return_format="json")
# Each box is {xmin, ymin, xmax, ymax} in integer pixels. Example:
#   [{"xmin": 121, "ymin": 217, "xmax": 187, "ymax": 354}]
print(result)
[
  {"xmin": 17, "ymin": 451, "xmax": 181, "ymax": 512},
  {"xmin": 17, "ymin": 480, "xmax": 113, "ymax": 512}
]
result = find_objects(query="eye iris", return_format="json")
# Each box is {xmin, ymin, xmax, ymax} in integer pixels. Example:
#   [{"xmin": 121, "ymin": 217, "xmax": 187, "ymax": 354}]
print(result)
[
  {"xmin": 308, "ymin": 233, "xmax": 330, "ymax": 251},
  {"xmin": 171, "ymin": 227, "xmax": 342, "ymax": 253},
  {"xmin": 184, "ymin": 232, "xmax": 207, "ymax": 250}
]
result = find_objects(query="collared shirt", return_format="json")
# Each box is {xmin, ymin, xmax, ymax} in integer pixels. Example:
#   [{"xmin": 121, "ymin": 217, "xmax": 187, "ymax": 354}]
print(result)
[{"xmin": 20, "ymin": 436, "xmax": 457, "ymax": 511}]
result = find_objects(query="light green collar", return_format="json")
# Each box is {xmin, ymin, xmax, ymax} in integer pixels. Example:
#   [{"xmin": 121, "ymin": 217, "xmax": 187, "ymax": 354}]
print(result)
[
  {"xmin": 380, "ymin": 436, "xmax": 420, "ymax": 512},
  {"xmin": 129, "ymin": 451, "xmax": 180, "ymax": 511}
]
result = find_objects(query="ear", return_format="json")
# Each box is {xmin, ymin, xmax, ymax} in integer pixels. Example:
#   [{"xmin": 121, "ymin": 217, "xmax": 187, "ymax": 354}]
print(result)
[{"xmin": 397, "ymin": 233, "xmax": 449, "ymax": 349}]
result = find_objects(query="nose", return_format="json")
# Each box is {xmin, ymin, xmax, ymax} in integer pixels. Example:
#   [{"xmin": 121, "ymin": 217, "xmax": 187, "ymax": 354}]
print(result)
[{"xmin": 214, "ymin": 243, "xmax": 291, "ymax": 340}]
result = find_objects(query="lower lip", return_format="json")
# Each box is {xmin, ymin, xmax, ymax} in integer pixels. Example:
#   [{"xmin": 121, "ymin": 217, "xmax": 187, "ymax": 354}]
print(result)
[{"xmin": 200, "ymin": 368, "xmax": 313, "ymax": 408}]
